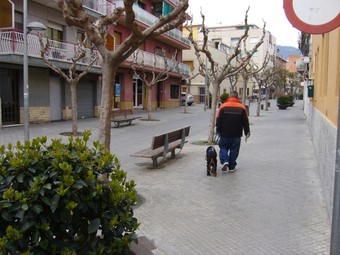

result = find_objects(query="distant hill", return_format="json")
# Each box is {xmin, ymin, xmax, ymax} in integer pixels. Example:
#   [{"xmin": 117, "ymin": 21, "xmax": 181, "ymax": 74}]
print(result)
[{"xmin": 277, "ymin": 45, "xmax": 300, "ymax": 60}]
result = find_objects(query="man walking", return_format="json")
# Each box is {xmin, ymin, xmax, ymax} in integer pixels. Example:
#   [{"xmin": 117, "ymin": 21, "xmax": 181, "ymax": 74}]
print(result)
[{"xmin": 216, "ymin": 91, "xmax": 250, "ymax": 172}]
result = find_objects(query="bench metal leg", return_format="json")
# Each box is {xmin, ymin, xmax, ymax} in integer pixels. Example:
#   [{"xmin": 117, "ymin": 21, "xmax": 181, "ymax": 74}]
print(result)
[{"xmin": 152, "ymin": 158, "xmax": 158, "ymax": 167}]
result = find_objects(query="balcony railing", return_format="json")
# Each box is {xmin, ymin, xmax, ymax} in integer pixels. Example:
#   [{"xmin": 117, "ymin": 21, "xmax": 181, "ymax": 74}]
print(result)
[
  {"xmin": 115, "ymin": 0, "xmax": 190, "ymax": 46},
  {"xmin": 0, "ymin": 30, "xmax": 102, "ymax": 67},
  {"xmin": 0, "ymin": 30, "xmax": 189, "ymax": 75},
  {"xmin": 168, "ymin": 0, "xmax": 180, "ymax": 6},
  {"xmin": 126, "ymin": 50, "xmax": 189, "ymax": 75},
  {"xmin": 82, "ymin": 0, "xmax": 116, "ymax": 16}
]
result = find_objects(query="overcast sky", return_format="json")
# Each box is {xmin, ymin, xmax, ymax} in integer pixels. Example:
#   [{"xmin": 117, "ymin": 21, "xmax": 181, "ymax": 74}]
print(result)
[{"xmin": 188, "ymin": 0, "xmax": 301, "ymax": 48}]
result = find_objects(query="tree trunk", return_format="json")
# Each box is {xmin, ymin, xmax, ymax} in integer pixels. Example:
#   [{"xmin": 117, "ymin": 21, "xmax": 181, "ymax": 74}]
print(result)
[
  {"xmin": 208, "ymin": 81, "xmax": 219, "ymax": 144},
  {"xmin": 183, "ymin": 91, "xmax": 188, "ymax": 114},
  {"xmin": 256, "ymin": 85, "xmax": 262, "ymax": 117},
  {"xmin": 147, "ymin": 85, "xmax": 152, "ymax": 121},
  {"xmin": 242, "ymin": 77, "xmax": 248, "ymax": 105},
  {"xmin": 98, "ymin": 62, "xmax": 115, "ymax": 149},
  {"xmin": 265, "ymin": 86, "xmax": 269, "ymax": 111},
  {"xmin": 70, "ymin": 82, "xmax": 78, "ymax": 136}
]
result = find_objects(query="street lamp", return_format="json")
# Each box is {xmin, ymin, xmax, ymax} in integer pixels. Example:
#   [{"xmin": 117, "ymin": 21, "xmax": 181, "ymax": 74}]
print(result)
[{"xmin": 23, "ymin": 0, "xmax": 46, "ymax": 141}]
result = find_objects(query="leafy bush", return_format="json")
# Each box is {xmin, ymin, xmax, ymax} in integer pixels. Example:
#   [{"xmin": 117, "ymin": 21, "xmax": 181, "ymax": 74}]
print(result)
[
  {"xmin": 0, "ymin": 131, "xmax": 139, "ymax": 255},
  {"xmin": 220, "ymin": 93, "xmax": 229, "ymax": 103},
  {"xmin": 277, "ymin": 95, "xmax": 292, "ymax": 105}
]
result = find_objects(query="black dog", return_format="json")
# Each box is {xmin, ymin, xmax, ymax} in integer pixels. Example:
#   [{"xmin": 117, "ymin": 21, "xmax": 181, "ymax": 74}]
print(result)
[{"xmin": 206, "ymin": 146, "xmax": 217, "ymax": 177}]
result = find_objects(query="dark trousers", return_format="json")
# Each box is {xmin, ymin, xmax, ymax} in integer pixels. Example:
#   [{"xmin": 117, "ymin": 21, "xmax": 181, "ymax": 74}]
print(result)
[{"xmin": 218, "ymin": 136, "xmax": 241, "ymax": 170}]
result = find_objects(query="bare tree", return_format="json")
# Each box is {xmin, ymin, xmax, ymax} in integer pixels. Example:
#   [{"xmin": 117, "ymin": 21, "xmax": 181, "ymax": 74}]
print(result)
[
  {"xmin": 228, "ymin": 75, "xmax": 238, "ymax": 94},
  {"xmin": 253, "ymin": 67, "xmax": 280, "ymax": 116},
  {"xmin": 130, "ymin": 49, "xmax": 178, "ymax": 121},
  {"xmin": 187, "ymin": 8, "xmax": 265, "ymax": 143},
  {"xmin": 39, "ymin": 35, "xmax": 98, "ymax": 136},
  {"xmin": 239, "ymin": 54, "xmax": 269, "ymax": 105},
  {"xmin": 58, "ymin": 0, "xmax": 189, "ymax": 149}
]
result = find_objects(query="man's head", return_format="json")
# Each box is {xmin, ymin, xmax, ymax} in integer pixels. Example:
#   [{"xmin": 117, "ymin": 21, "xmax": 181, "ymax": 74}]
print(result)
[{"xmin": 230, "ymin": 91, "xmax": 238, "ymax": 98}]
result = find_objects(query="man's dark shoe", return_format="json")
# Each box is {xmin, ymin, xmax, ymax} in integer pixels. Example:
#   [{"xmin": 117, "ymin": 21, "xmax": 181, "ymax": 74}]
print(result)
[
  {"xmin": 228, "ymin": 167, "xmax": 236, "ymax": 173},
  {"xmin": 222, "ymin": 163, "xmax": 229, "ymax": 171}
]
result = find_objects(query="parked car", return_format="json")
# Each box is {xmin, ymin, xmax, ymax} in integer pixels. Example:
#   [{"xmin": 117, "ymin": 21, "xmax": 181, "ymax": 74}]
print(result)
[{"xmin": 181, "ymin": 92, "xmax": 194, "ymax": 106}]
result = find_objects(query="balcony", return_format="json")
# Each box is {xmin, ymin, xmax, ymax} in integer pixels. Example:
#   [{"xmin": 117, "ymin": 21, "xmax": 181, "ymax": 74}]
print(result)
[
  {"xmin": 149, "ymin": 0, "xmax": 180, "ymax": 6},
  {"xmin": 295, "ymin": 57, "xmax": 309, "ymax": 73},
  {"xmin": 82, "ymin": 0, "xmax": 116, "ymax": 16},
  {"xmin": 0, "ymin": 30, "xmax": 102, "ymax": 68},
  {"xmin": 125, "ymin": 50, "xmax": 189, "ymax": 75},
  {"xmin": 115, "ymin": 0, "xmax": 190, "ymax": 47},
  {"xmin": 0, "ymin": 30, "xmax": 188, "ymax": 75},
  {"xmin": 31, "ymin": 0, "xmax": 189, "ymax": 47},
  {"xmin": 32, "ymin": 0, "xmax": 116, "ymax": 17}
]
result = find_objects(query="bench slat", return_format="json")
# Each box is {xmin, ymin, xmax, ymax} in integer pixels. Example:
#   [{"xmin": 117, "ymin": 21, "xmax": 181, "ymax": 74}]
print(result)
[{"xmin": 131, "ymin": 141, "xmax": 182, "ymax": 158}]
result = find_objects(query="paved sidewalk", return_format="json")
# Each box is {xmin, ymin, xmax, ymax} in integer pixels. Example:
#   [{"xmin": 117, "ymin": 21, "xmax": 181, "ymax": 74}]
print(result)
[{"xmin": 0, "ymin": 100, "xmax": 331, "ymax": 254}]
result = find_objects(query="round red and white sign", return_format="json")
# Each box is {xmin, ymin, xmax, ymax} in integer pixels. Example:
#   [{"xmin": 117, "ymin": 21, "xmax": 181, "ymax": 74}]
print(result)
[{"xmin": 283, "ymin": 0, "xmax": 340, "ymax": 34}]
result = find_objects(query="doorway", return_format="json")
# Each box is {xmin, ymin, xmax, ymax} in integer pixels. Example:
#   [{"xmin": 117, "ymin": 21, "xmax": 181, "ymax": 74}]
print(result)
[
  {"xmin": 133, "ymin": 78, "xmax": 143, "ymax": 108},
  {"xmin": 156, "ymin": 82, "xmax": 161, "ymax": 108},
  {"xmin": 0, "ymin": 69, "xmax": 19, "ymax": 125}
]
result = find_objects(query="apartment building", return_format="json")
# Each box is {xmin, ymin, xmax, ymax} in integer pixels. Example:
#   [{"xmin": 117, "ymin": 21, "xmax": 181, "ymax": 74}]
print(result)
[
  {"xmin": 183, "ymin": 23, "xmax": 277, "ymax": 102},
  {"xmin": 304, "ymin": 27, "xmax": 340, "ymax": 217},
  {"xmin": 182, "ymin": 24, "xmax": 233, "ymax": 104},
  {"xmin": 209, "ymin": 24, "xmax": 276, "ymax": 99},
  {"xmin": 0, "ymin": 0, "xmax": 190, "ymax": 125}
]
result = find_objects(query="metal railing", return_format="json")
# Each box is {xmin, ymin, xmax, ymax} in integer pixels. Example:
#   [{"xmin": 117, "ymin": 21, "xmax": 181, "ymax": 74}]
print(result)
[
  {"xmin": 0, "ymin": 30, "xmax": 189, "ymax": 75},
  {"xmin": 0, "ymin": 30, "xmax": 102, "ymax": 67},
  {"xmin": 126, "ymin": 50, "xmax": 189, "ymax": 75},
  {"xmin": 82, "ymin": 0, "xmax": 116, "ymax": 16},
  {"xmin": 168, "ymin": 0, "xmax": 180, "ymax": 6}
]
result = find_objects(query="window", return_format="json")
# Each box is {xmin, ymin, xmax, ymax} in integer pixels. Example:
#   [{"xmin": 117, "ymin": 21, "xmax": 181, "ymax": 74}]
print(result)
[
  {"xmin": 199, "ymin": 87, "xmax": 205, "ymax": 103},
  {"xmin": 0, "ymin": 0, "xmax": 13, "ymax": 29},
  {"xmin": 163, "ymin": 2, "xmax": 173, "ymax": 15},
  {"xmin": 249, "ymin": 37, "xmax": 259, "ymax": 44},
  {"xmin": 153, "ymin": 3, "xmax": 162, "ymax": 17},
  {"xmin": 15, "ymin": 11, "xmax": 23, "ymax": 31},
  {"xmin": 48, "ymin": 22, "xmax": 63, "ymax": 41},
  {"xmin": 77, "ymin": 31, "xmax": 91, "ymax": 47},
  {"xmin": 105, "ymin": 31, "xmax": 122, "ymax": 50},
  {"xmin": 230, "ymin": 37, "xmax": 240, "ymax": 47},
  {"xmin": 137, "ymin": 1, "xmax": 145, "ymax": 9},
  {"xmin": 170, "ymin": 85, "xmax": 179, "ymax": 99},
  {"xmin": 155, "ymin": 47, "xmax": 164, "ymax": 57}
]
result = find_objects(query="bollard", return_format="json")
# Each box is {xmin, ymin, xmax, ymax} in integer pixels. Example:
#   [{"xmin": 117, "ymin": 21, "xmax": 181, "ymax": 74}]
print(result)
[{"xmin": 261, "ymin": 104, "xmax": 264, "ymax": 110}]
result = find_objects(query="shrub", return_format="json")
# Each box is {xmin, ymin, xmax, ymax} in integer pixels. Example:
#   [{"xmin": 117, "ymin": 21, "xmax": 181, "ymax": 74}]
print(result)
[
  {"xmin": 277, "ymin": 95, "xmax": 291, "ymax": 105},
  {"xmin": 220, "ymin": 93, "xmax": 229, "ymax": 103},
  {"xmin": 0, "ymin": 131, "xmax": 139, "ymax": 255}
]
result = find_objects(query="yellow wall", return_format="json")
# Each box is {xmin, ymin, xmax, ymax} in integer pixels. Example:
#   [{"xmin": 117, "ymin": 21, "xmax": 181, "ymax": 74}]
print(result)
[{"xmin": 310, "ymin": 28, "xmax": 340, "ymax": 126}]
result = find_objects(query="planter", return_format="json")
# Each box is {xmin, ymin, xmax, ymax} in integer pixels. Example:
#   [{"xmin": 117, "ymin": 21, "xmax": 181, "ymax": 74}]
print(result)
[{"xmin": 277, "ymin": 104, "xmax": 289, "ymax": 110}]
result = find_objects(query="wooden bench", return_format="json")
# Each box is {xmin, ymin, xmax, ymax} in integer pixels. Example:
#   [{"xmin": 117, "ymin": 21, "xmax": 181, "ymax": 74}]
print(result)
[
  {"xmin": 111, "ymin": 109, "xmax": 141, "ymax": 127},
  {"xmin": 130, "ymin": 126, "xmax": 190, "ymax": 167}
]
